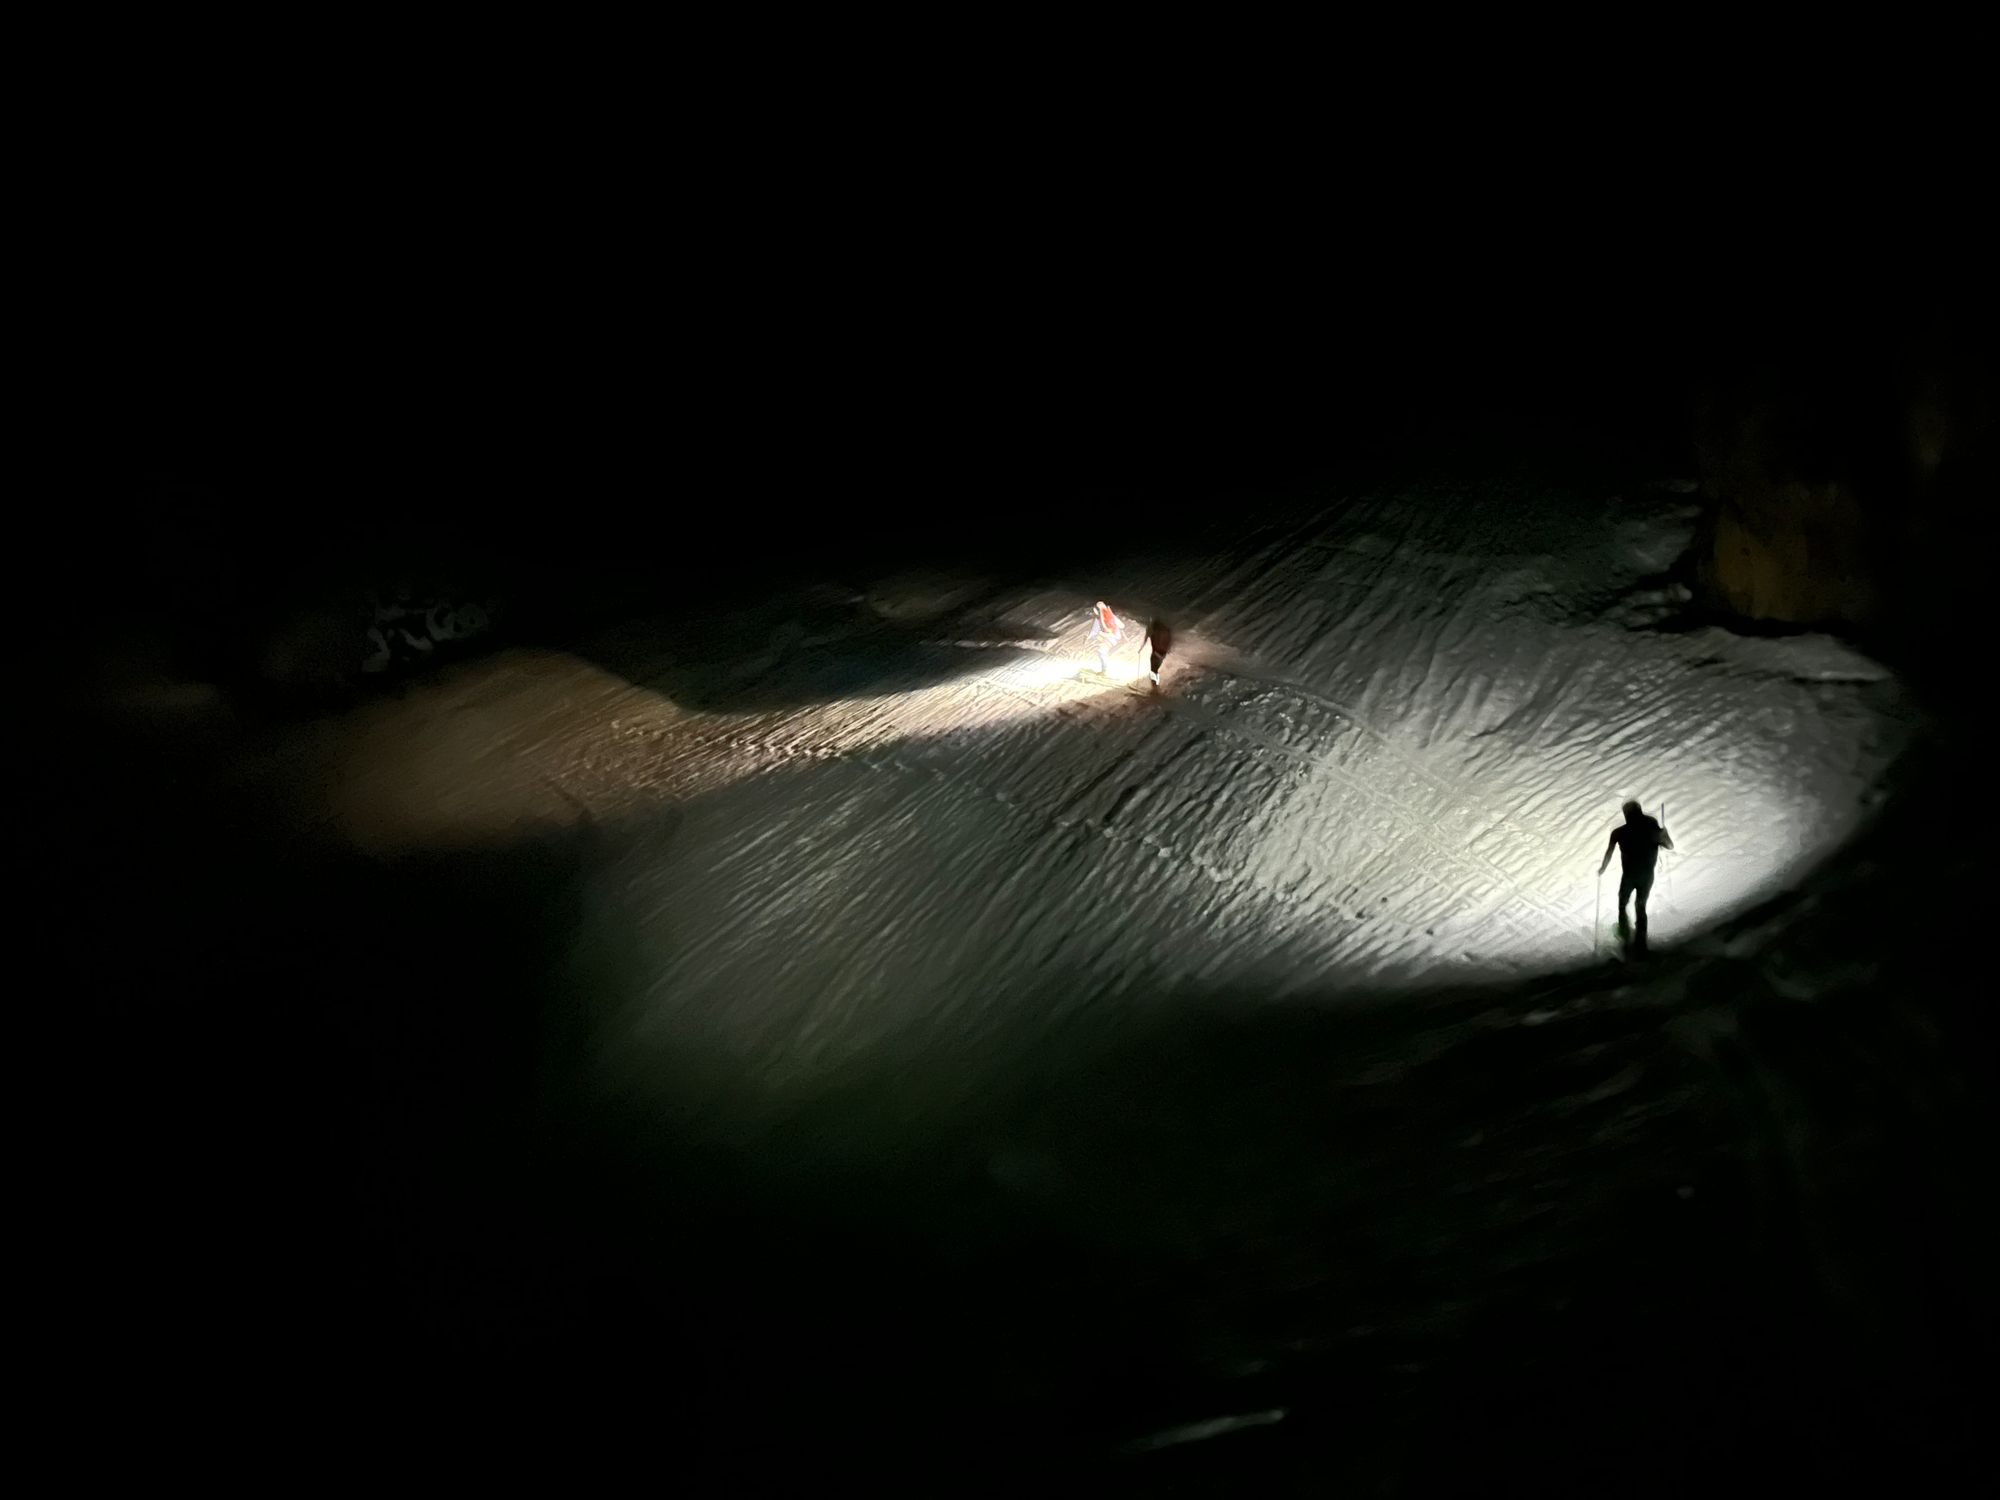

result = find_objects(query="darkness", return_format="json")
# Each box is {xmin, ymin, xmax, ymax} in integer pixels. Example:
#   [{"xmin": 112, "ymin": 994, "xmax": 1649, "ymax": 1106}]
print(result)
[
  {"xmin": 65, "ymin": 281, "xmax": 1743, "ymax": 628},
  {"xmin": 34, "ymin": 89, "xmax": 1995, "ymax": 1491},
  {"xmin": 68, "ymin": 172, "xmax": 1980, "ymax": 601}
]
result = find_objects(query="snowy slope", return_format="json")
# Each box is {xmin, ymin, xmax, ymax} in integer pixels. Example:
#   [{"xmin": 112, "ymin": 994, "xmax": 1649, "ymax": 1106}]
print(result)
[{"xmin": 278, "ymin": 480, "xmax": 1910, "ymax": 1104}]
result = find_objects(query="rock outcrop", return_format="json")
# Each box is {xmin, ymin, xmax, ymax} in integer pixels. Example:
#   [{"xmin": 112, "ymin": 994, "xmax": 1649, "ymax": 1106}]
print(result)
[
  {"xmin": 1690, "ymin": 330, "xmax": 1991, "ymax": 637},
  {"xmin": 1691, "ymin": 470, "xmax": 1882, "ymax": 628}
]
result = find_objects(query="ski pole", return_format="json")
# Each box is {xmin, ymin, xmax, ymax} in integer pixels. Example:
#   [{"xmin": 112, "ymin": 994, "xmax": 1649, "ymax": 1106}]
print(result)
[
  {"xmin": 1659, "ymin": 801, "xmax": 1672, "ymax": 911},
  {"xmin": 1593, "ymin": 866, "xmax": 1602, "ymax": 960}
]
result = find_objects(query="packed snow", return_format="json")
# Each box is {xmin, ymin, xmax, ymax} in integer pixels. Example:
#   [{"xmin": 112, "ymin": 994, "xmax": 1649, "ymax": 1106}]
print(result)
[{"xmin": 276, "ymin": 480, "xmax": 1911, "ymax": 1100}]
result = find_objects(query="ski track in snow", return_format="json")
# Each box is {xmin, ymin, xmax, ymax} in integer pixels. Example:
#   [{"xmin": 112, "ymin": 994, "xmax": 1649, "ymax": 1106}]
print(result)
[{"xmin": 309, "ymin": 481, "xmax": 1911, "ymax": 1096}]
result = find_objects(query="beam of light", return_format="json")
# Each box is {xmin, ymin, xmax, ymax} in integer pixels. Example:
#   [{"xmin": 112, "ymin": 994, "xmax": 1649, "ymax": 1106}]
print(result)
[{"xmin": 269, "ymin": 594, "xmax": 1142, "ymax": 854}]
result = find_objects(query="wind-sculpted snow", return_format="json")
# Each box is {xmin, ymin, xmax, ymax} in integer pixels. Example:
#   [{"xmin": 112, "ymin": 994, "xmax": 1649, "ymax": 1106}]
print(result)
[{"xmin": 280, "ymin": 481, "xmax": 1908, "ymax": 1101}]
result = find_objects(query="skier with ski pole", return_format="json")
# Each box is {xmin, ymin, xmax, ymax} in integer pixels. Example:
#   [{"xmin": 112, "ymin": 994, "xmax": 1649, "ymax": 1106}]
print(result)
[{"xmin": 1598, "ymin": 799, "xmax": 1675, "ymax": 954}]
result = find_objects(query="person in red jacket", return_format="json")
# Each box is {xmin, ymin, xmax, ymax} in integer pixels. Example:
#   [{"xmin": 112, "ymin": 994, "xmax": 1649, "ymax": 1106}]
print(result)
[{"xmin": 1087, "ymin": 600, "xmax": 1123, "ymax": 674}]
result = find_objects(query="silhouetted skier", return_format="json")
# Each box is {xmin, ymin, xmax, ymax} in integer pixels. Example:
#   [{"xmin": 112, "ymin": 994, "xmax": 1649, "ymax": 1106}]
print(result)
[
  {"xmin": 1140, "ymin": 617, "xmax": 1172, "ymax": 685},
  {"xmin": 1598, "ymin": 799, "xmax": 1674, "ymax": 951}
]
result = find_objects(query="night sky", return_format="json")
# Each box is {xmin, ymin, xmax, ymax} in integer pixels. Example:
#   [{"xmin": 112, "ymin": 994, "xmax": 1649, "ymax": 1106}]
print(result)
[{"xmin": 63, "ymin": 181, "xmax": 1982, "ymax": 606}]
